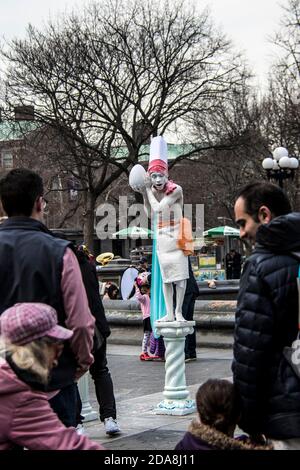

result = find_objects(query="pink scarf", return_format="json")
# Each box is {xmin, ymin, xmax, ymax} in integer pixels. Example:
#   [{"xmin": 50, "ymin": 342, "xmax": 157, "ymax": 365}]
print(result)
[{"xmin": 164, "ymin": 180, "xmax": 177, "ymax": 195}]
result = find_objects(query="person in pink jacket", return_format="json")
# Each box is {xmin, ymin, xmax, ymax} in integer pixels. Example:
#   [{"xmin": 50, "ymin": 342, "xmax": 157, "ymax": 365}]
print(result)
[
  {"xmin": 0, "ymin": 302, "xmax": 104, "ymax": 450},
  {"xmin": 134, "ymin": 275, "xmax": 153, "ymax": 361}
]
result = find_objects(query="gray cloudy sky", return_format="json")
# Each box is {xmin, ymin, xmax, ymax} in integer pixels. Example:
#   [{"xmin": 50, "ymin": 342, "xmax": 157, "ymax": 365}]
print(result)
[{"xmin": 0, "ymin": 0, "xmax": 284, "ymax": 88}]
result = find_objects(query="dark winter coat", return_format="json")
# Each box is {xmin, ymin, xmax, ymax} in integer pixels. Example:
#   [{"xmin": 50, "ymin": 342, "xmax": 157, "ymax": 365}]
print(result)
[
  {"xmin": 185, "ymin": 257, "xmax": 200, "ymax": 297},
  {"xmin": 76, "ymin": 251, "xmax": 111, "ymax": 338},
  {"xmin": 232, "ymin": 212, "xmax": 300, "ymax": 439},
  {"xmin": 0, "ymin": 217, "xmax": 77, "ymax": 390},
  {"xmin": 174, "ymin": 420, "xmax": 271, "ymax": 450}
]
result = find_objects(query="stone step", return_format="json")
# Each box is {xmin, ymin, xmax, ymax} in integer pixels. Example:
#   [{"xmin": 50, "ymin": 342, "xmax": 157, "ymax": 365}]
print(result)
[
  {"xmin": 103, "ymin": 299, "xmax": 237, "ymax": 313},
  {"xmin": 104, "ymin": 299, "xmax": 235, "ymax": 349},
  {"xmin": 104, "ymin": 299, "xmax": 236, "ymax": 329},
  {"xmin": 107, "ymin": 325, "xmax": 233, "ymax": 349}
]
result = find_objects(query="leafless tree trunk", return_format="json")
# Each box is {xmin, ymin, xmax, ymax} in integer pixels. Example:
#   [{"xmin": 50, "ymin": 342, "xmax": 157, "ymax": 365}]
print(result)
[{"xmin": 1, "ymin": 0, "xmax": 249, "ymax": 245}]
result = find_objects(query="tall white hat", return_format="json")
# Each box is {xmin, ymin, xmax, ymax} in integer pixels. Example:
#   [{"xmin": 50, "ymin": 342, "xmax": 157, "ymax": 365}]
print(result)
[{"xmin": 148, "ymin": 136, "xmax": 168, "ymax": 174}]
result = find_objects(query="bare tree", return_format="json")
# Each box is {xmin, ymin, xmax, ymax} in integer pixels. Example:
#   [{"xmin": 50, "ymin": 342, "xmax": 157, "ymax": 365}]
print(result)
[
  {"xmin": 260, "ymin": 0, "xmax": 300, "ymax": 208},
  {"xmin": 188, "ymin": 76, "xmax": 267, "ymax": 224},
  {"xmin": 1, "ymin": 0, "xmax": 247, "ymax": 248}
]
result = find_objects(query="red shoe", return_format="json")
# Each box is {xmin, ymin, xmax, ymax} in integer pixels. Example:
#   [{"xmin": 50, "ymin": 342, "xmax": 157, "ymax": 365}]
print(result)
[{"xmin": 140, "ymin": 352, "xmax": 153, "ymax": 361}]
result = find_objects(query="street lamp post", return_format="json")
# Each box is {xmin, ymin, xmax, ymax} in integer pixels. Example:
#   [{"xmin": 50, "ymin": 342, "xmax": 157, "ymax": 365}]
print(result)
[{"xmin": 262, "ymin": 147, "xmax": 299, "ymax": 189}]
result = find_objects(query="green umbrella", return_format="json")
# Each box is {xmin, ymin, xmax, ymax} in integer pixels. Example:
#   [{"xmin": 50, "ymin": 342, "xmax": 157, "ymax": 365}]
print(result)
[
  {"xmin": 203, "ymin": 225, "xmax": 240, "ymax": 238},
  {"xmin": 112, "ymin": 226, "xmax": 153, "ymax": 238}
]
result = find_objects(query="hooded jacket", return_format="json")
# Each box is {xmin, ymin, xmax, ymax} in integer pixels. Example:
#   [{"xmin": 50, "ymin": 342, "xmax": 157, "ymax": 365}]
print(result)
[
  {"xmin": 232, "ymin": 212, "xmax": 300, "ymax": 439},
  {"xmin": 0, "ymin": 359, "xmax": 103, "ymax": 450},
  {"xmin": 174, "ymin": 420, "xmax": 271, "ymax": 450}
]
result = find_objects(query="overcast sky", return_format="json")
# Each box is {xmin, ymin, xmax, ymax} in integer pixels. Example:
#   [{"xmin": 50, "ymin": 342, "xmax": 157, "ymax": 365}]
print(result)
[{"xmin": 0, "ymin": 0, "xmax": 284, "ymax": 89}]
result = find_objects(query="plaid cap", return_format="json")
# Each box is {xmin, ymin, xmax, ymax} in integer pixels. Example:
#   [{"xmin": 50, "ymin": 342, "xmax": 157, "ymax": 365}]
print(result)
[{"xmin": 0, "ymin": 303, "xmax": 73, "ymax": 345}]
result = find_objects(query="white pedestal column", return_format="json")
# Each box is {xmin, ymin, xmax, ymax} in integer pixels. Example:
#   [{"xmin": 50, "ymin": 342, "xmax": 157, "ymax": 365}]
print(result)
[
  {"xmin": 154, "ymin": 320, "xmax": 196, "ymax": 415},
  {"xmin": 78, "ymin": 373, "xmax": 98, "ymax": 422}
]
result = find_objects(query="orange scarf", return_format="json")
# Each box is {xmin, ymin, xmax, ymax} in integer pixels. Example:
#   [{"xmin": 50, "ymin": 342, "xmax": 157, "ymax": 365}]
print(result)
[{"xmin": 177, "ymin": 218, "xmax": 194, "ymax": 256}]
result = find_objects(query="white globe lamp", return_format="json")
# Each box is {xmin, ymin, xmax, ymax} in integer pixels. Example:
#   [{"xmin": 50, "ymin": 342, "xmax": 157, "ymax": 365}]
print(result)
[
  {"xmin": 262, "ymin": 158, "xmax": 274, "ymax": 170},
  {"xmin": 262, "ymin": 146, "xmax": 298, "ymax": 189},
  {"xmin": 289, "ymin": 157, "xmax": 299, "ymax": 169},
  {"xmin": 273, "ymin": 147, "xmax": 288, "ymax": 161},
  {"xmin": 279, "ymin": 156, "xmax": 291, "ymax": 168}
]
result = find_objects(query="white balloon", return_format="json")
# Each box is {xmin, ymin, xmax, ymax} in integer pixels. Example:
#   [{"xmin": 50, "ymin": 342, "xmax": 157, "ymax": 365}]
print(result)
[
  {"xmin": 290, "ymin": 157, "xmax": 299, "ymax": 169},
  {"xmin": 120, "ymin": 267, "xmax": 139, "ymax": 300},
  {"xmin": 129, "ymin": 164, "xmax": 146, "ymax": 191},
  {"xmin": 273, "ymin": 160, "xmax": 280, "ymax": 170},
  {"xmin": 279, "ymin": 156, "xmax": 291, "ymax": 168},
  {"xmin": 273, "ymin": 147, "xmax": 288, "ymax": 161},
  {"xmin": 262, "ymin": 158, "xmax": 274, "ymax": 170}
]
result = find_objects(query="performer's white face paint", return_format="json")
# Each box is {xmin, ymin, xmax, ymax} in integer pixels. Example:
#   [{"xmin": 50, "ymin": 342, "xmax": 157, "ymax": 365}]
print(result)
[{"xmin": 150, "ymin": 172, "xmax": 168, "ymax": 191}]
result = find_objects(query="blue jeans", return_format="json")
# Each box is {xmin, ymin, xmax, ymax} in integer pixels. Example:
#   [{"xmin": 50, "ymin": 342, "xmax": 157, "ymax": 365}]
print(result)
[{"xmin": 49, "ymin": 383, "xmax": 77, "ymax": 427}]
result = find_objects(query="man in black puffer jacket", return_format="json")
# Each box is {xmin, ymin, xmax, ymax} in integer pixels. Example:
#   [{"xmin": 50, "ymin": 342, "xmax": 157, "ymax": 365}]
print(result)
[{"xmin": 233, "ymin": 181, "xmax": 300, "ymax": 448}]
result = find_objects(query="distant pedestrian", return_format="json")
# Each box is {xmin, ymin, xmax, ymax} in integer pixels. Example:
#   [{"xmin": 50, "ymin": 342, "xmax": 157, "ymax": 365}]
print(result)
[
  {"xmin": 75, "ymin": 245, "xmax": 121, "ymax": 436},
  {"xmin": 137, "ymin": 256, "xmax": 151, "ymax": 273},
  {"xmin": 135, "ymin": 273, "xmax": 158, "ymax": 361},
  {"xmin": 181, "ymin": 257, "xmax": 200, "ymax": 362},
  {"xmin": 0, "ymin": 302, "xmax": 103, "ymax": 450},
  {"xmin": 103, "ymin": 284, "xmax": 119, "ymax": 300},
  {"xmin": 0, "ymin": 169, "xmax": 95, "ymax": 428},
  {"xmin": 175, "ymin": 379, "xmax": 271, "ymax": 450},
  {"xmin": 225, "ymin": 252, "xmax": 233, "ymax": 279},
  {"xmin": 230, "ymin": 249, "xmax": 242, "ymax": 279}
]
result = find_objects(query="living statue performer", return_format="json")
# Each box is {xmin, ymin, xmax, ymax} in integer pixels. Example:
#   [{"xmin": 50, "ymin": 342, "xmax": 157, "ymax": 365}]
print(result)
[{"xmin": 138, "ymin": 136, "xmax": 193, "ymax": 322}]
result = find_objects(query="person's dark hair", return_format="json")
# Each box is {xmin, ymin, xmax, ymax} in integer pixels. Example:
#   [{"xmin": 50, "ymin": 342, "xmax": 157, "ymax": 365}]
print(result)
[
  {"xmin": 106, "ymin": 284, "xmax": 119, "ymax": 299},
  {"xmin": 140, "ymin": 284, "xmax": 150, "ymax": 295},
  {"xmin": 236, "ymin": 181, "xmax": 291, "ymax": 222},
  {"xmin": 196, "ymin": 379, "xmax": 240, "ymax": 434},
  {"xmin": 0, "ymin": 168, "xmax": 44, "ymax": 217}
]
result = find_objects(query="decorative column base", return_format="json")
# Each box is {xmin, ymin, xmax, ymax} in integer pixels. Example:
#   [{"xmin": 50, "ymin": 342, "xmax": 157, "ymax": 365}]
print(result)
[
  {"xmin": 153, "ymin": 320, "xmax": 196, "ymax": 416},
  {"xmin": 155, "ymin": 398, "xmax": 196, "ymax": 416},
  {"xmin": 78, "ymin": 373, "xmax": 98, "ymax": 422}
]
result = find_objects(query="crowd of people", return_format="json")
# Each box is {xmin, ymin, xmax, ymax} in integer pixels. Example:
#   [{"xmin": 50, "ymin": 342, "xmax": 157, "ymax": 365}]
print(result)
[{"xmin": 0, "ymin": 167, "xmax": 299, "ymax": 452}]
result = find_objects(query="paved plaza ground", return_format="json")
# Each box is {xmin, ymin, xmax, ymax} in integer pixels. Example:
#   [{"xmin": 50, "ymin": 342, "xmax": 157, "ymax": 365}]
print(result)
[{"xmin": 82, "ymin": 344, "xmax": 233, "ymax": 450}]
